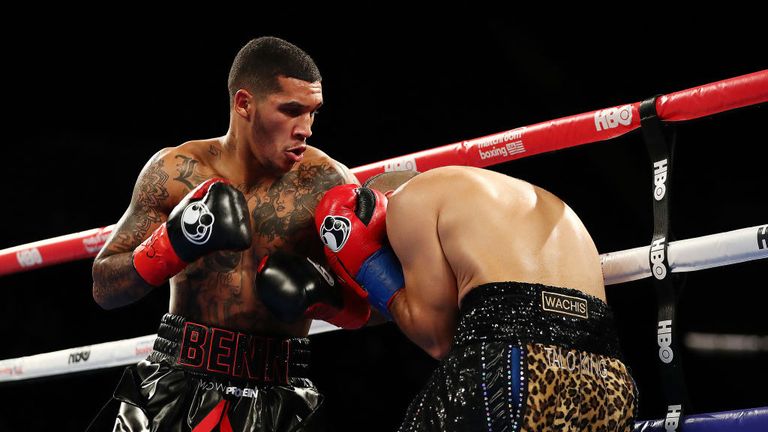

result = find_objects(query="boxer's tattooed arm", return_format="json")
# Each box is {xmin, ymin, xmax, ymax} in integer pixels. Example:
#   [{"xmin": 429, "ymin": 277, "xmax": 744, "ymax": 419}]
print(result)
[
  {"xmin": 92, "ymin": 155, "xmax": 174, "ymax": 309},
  {"xmin": 92, "ymin": 254, "xmax": 155, "ymax": 308},
  {"xmin": 104, "ymin": 158, "xmax": 170, "ymax": 253},
  {"xmin": 174, "ymin": 155, "xmax": 208, "ymax": 191}
]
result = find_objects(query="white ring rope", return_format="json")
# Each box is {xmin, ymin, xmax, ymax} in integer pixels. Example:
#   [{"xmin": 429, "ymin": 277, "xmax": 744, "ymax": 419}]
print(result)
[
  {"xmin": 601, "ymin": 224, "xmax": 767, "ymax": 285},
  {"xmin": 2, "ymin": 224, "xmax": 765, "ymax": 382},
  {"xmin": 0, "ymin": 322, "xmax": 338, "ymax": 383}
]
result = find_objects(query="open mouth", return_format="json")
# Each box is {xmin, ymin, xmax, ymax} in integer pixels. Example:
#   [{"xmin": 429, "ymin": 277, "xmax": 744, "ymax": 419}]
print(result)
[{"xmin": 285, "ymin": 145, "xmax": 307, "ymax": 162}]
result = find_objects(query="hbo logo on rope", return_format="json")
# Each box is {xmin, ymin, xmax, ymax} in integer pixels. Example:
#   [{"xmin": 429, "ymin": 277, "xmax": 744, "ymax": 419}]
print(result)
[
  {"xmin": 16, "ymin": 248, "xmax": 43, "ymax": 268},
  {"xmin": 594, "ymin": 105, "xmax": 632, "ymax": 131},
  {"xmin": 657, "ymin": 320, "xmax": 674, "ymax": 363}
]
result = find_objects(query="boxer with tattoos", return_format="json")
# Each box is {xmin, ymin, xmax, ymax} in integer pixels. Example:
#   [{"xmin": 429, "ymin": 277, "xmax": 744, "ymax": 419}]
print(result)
[{"xmin": 91, "ymin": 36, "xmax": 365, "ymax": 432}]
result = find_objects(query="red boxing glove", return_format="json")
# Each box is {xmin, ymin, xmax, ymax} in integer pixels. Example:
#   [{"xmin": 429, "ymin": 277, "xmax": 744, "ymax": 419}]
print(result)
[{"xmin": 315, "ymin": 185, "xmax": 404, "ymax": 319}]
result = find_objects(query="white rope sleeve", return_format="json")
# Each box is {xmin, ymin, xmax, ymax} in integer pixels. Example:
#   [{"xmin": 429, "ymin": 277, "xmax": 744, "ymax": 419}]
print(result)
[
  {"xmin": 601, "ymin": 225, "xmax": 767, "ymax": 285},
  {"xmin": 0, "ymin": 321, "xmax": 339, "ymax": 382}
]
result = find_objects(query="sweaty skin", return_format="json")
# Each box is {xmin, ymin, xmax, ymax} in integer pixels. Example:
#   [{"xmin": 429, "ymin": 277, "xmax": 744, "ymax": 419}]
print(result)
[
  {"xmin": 92, "ymin": 77, "xmax": 358, "ymax": 337},
  {"xmin": 384, "ymin": 166, "xmax": 604, "ymax": 358}
]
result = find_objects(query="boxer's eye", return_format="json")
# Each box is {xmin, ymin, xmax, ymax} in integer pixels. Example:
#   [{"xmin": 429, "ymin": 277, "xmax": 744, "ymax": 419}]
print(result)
[{"xmin": 279, "ymin": 102, "xmax": 308, "ymax": 118}]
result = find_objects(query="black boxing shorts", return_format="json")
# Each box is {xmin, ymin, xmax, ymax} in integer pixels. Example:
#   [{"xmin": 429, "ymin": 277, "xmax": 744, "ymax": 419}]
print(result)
[
  {"xmin": 110, "ymin": 314, "xmax": 325, "ymax": 432},
  {"xmin": 398, "ymin": 282, "xmax": 638, "ymax": 432}
]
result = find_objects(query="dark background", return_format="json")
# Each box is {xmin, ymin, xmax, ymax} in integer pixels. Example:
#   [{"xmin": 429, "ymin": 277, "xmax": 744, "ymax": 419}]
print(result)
[{"xmin": 0, "ymin": 12, "xmax": 766, "ymax": 431}]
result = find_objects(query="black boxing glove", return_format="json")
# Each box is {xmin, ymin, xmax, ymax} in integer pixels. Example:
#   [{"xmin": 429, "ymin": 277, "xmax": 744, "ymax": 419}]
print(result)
[
  {"xmin": 133, "ymin": 178, "xmax": 252, "ymax": 286},
  {"xmin": 256, "ymin": 250, "xmax": 370, "ymax": 328}
]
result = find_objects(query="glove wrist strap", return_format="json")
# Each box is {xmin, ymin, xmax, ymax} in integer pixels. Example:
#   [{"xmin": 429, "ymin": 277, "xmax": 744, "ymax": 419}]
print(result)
[
  {"xmin": 357, "ymin": 246, "xmax": 404, "ymax": 320},
  {"xmin": 133, "ymin": 223, "xmax": 188, "ymax": 286}
]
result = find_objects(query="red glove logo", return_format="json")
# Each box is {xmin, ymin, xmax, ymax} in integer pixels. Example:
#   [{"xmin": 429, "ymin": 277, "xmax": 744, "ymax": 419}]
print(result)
[{"xmin": 319, "ymin": 215, "xmax": 352, "ymax": 252}]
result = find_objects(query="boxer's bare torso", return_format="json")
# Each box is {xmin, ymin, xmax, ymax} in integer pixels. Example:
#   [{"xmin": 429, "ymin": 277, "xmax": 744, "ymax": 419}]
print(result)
[
  {"xmin": 385, "ymin": 166, "xmax": 604, "ymax": 356},
  {"xmin": 95, "ymin": 139, "xmax": 353, "ymax": 336}
]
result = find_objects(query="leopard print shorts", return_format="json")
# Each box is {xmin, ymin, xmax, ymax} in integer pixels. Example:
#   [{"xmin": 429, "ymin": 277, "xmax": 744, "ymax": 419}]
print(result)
[{"xmin": 397, "ymin": 282, "xmax": 638, "ymax": 432}]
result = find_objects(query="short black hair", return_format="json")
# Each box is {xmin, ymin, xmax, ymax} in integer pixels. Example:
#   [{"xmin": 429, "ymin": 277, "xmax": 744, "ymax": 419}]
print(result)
[{"xmin": 227, "ymin": 36, "xmax": 321, "ymax": 103}]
